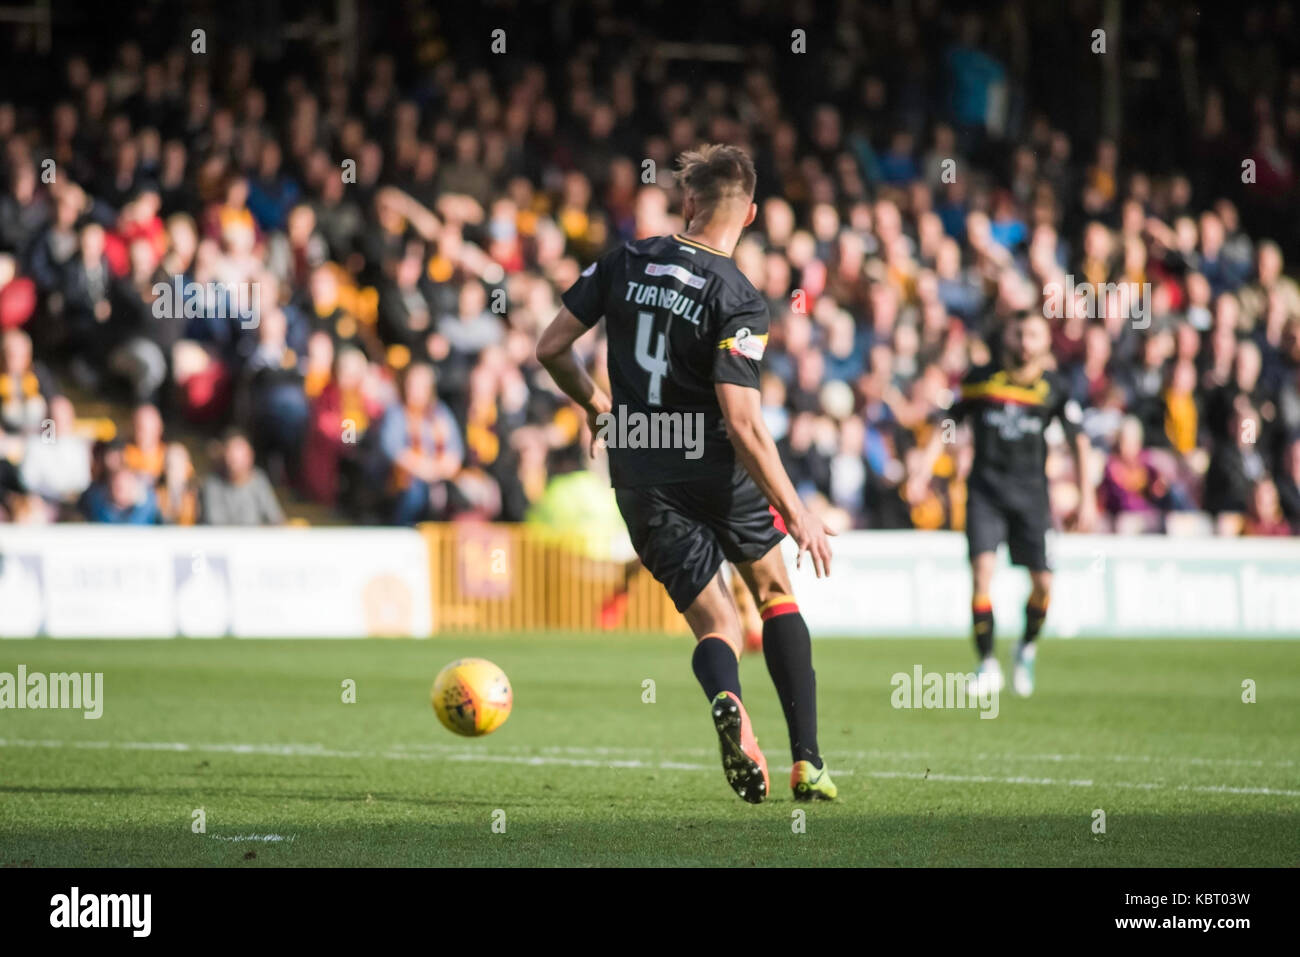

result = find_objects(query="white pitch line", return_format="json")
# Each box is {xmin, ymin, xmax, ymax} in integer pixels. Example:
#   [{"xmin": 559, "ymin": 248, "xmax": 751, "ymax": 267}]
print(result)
[
  {"xmin": 207, "ymin": 834, "xmax": 296, "ymax": 843},
  {"xmin": 384, "ymin": 741, "xmax": 1295, "ymax": 770},
  {"xmin": 2, "ymin": 737, "xmax": 1297, "ymax": 798},
  {"xmin": 1179, "ymin": 783, "xmax": 1300, "ymax": 797}
]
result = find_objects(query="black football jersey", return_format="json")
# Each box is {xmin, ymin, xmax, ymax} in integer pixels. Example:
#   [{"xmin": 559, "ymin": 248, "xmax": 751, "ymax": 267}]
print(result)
[
  {"xmin": 947, "ymin": 362, "xmax": 1082, "ymax": 496},
  {"xmin": 562, "ymin": 233, "xmax": 769, "ymax": 488}
]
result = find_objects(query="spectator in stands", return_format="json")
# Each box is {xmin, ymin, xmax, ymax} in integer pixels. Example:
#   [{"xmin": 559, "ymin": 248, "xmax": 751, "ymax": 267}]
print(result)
[
  {"xmin": 156, "ymin": 442, "xmax": 199, "ymax": 525},
  {"xmin": 198, "ymin": 429, "xmax": 285, "ymax": 525},
  {"xmin": 28, "ymin": 181, "xmax": 90, "ymax": 298},
  {"xmin": 59, "ymin": 222, "xmax": 116, "ymax": 390},
  {"xmin": 1275, "ymin": 435, "xmax": 1300, "ymax": 532},
  {"xmin": 1204, "ymin": 403, "xmax": 1268, "ymax": 532},
  {"xmin": 83, "ymin": 462, "xmax": 161, "ymax": 524},
  {"xmin": 246, "ymin": 140, "xmax": 301, "ymax": 234},
  {"xmin": 0, "ymin": 328, "xmax": 56, "ymax": 435},
  {"xmin": 301, "ymin": 345, "xmax": 384, "ymax": 509},
  {"xmin": 124, "ymin": 402, "xmax": 166, "ymax": 480},
  {"xmin": 79, "ymin": 438, "xmax": 125, "ymax": 516},
  {"xmin": 18, "ymin": 394, "xmax": 91, "ymax": 515},
  {"xmin": 1067, "ymin": 322, "xmax": 1117, "ymax": 409},
  {"xmin": 1100, "ymin": 417, "xmax": 1169, "ymax": 527},
  {"xmin": 434, "ymin": 280, "xmax": 504, "ymax": 397},
  {"xmin": 0, "ymin": 161, "xmax": 48, "ymax": 258},
  {"xmin": 1120, "ymin": 327, "xmax": 1175, "ymax": 448},
  {"xmin": 238, "ymin": 307, "xmax": 309, "ymax": 484},
  {"xmin": 1244, "ymin": 478, "xmax": 1291, "ymax": 536},
  {"xmin": 1162, "ymin": 358, "xmax": 1201, "ymax": 455},
  {"xmin": 0, "ymin": 253, "xmax": 37, "ymax": 332},
  {"xmin": 378, "ymin": 362, "xmax": 464, "ymax": 524},
  {"xmin": 1203, "ymin": 339, "xmax": 1271, "ymax": 451},
  {"xmin": 302, "ymin": 328, "xmax": 336, "ymax": 401},
  {"xmin": 378, "ymin": 246, "xmax": 437, "ymax": 353},
  {"xmin": 1239, "ymin": 241, "xmax": 1300, "ymax": 328}
]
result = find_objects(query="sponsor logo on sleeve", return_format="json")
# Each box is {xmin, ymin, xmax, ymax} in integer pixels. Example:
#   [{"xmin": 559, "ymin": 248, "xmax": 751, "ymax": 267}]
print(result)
[{"xmin": 721, "ymin": 327, "xmax": 767, "ymax": 360}]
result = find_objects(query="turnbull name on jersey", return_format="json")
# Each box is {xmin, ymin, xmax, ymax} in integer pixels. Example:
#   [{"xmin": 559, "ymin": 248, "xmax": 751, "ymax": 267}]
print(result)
[{"xmin": 622, "ymin": 276, "xmax": 706, "ymax": 325}]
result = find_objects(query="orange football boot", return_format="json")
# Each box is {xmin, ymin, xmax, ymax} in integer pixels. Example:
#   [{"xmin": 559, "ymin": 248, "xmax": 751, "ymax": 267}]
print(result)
[{"xmin": 710, "ymin": 691, "xmax": 769, "ymax": 803}]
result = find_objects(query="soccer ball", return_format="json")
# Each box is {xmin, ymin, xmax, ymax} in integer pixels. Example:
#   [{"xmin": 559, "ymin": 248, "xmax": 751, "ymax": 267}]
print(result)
[{"xmin": 430, "ymin": 658, "xmax": 513, "ymax": 737}]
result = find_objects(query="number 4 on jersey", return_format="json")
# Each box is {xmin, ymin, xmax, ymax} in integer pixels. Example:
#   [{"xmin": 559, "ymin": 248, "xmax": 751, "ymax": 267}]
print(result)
[{"xmin": 635, "ymin": 310, "xmax": 668, "ymax": 406}]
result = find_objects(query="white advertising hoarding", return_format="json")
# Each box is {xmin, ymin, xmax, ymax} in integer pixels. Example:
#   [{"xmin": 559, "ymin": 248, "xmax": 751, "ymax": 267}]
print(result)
[
  {"xmin": 783, "ymin": 531, "xmax": 1300, "ymax": 639},
  {"xmin": 0, "ymin": 526, "xmax": 432, "ymax": 638},
  {"xmin": 3, "ymin": 526, "xmax": 1296, "ymax": 639}
]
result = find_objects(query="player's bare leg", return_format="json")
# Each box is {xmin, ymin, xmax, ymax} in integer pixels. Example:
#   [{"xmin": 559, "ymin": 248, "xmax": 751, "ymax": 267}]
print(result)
[
  {"xmin": 969, "ymin": 551, "xmax": 1004, "ymax": 695},
  {"xmin": 1014, "ymin": 569, "xmax": 1052, "ymax": 697},
  {"xmin": 727, "ymin": 564, "xmax": 763, "ymax": 654},
  {"xmin": 736, "ymin": 545, "xmax": 836, "ymax": 800},
  {"xmin": 682, "ymin": 571, "xmax": 769, "ymax": 804}
]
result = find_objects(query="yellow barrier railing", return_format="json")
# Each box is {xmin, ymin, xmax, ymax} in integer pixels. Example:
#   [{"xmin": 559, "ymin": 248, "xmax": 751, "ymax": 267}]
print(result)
[{"xmin": 418, "ymin": 522, "xmax": 688, "ymax": 634}]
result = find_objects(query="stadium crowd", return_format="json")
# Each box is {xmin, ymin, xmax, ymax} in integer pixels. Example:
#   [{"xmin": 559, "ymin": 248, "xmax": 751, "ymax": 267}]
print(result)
[{"xmin": 1, "ymin": 1, "xmax": 1299, "ymax": 535}]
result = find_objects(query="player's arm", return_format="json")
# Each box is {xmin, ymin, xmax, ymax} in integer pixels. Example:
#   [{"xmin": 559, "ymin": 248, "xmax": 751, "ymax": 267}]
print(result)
[
  {"xmin": 906, "ymin": 423, "xmax": 948, "ymax": 504},
  {"xmin": 539, "ymin": 249, "xmax": 618, "ymax": 440},
  {"xmin": 1059, "ymin": 397, "xmax": 1097, "ymax": 531},
  {"xmin": 905, "ymin": 395, "xmax": 968, "ymax": 504},
  {"xmin": 716, "ymin": 381, "xmax": 834, "ymax": 578},
  {"xmin": 535, "ymin": 306, "xmax": 612, "ymax": 441},
  {"xmin": 1071, "ymin": 430, "xmax": 1097, "ymax": 531}
]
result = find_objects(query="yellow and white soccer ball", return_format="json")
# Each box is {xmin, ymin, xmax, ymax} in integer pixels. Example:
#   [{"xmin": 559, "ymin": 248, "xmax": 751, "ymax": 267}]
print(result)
[{"xmin": 430, "ymin": 658, "xmax": 513, "ymax": 736}]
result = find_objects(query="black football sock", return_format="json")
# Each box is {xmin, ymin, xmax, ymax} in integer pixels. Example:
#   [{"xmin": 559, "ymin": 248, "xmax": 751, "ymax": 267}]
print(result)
[
  {"xmin": 972, "ymin": 595, "xmax": 995, "ymax": 659},
  {"xmin": 1023, "ymin": 595, "xmax": 1049, "ymax": 645},
  {"xmin": 760, "ymin": 598, "xmax": 821, "ymax": 768},
  {"xmin": 692, "ymin": 635, "xmax": 741, "ymax": 702}
]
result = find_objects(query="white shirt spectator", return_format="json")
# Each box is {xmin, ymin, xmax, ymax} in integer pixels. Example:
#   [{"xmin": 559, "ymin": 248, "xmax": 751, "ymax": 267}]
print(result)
[{"xmin": 21, "ymin": 433, "xmax": 92, "ymax": 502}]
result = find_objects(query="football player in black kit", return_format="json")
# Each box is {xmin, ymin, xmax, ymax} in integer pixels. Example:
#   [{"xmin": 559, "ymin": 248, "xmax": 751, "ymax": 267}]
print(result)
[
  {"xmin": 536, "ymin": 145, "xmax": 837, "ymax": 804},
  {"xmin": 908, "ymin": 311, "xmax": 1096, "ymax": 697}
]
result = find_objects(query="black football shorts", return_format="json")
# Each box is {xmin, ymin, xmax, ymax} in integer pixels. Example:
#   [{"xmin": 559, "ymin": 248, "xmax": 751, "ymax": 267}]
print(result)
[
  {"xmin": 615, "ymin": 465, "xmax": 786, "ymax": 612},
  {"xmin": 965, "ymin": 478, "xmax": 1053, "ymax": 571}
]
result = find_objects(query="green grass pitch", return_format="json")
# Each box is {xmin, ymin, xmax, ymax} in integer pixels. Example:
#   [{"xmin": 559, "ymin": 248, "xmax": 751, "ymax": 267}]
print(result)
[{"xmin": 1, "ymin": 636, "xmax": 1296, "ymax": 867}]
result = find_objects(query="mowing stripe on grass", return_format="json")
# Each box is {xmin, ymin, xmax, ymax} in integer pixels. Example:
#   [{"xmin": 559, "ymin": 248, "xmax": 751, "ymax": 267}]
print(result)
[{"xmin": 3, "ymin": 737, "xmax": 1297, "ymax": 798}]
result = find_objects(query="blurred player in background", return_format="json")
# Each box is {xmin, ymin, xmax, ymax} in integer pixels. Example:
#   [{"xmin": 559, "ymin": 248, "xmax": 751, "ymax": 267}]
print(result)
[
  {"xmin": 909, "ymin": 311, "xmax": 1096, "ymax": 696},
  {"xmin": 537, "ymin": 145, "xmax": 837, "ymax": 803}
]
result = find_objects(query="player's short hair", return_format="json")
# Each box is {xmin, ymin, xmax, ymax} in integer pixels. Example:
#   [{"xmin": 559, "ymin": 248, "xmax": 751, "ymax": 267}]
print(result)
[{"xmin": 676, "ymin": 144, "xmax": 756, "ymax": 219}]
